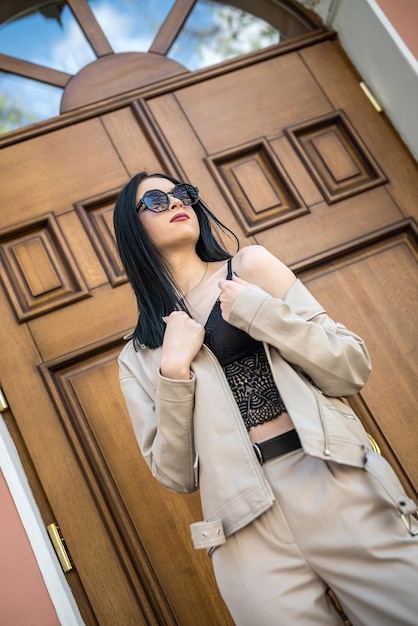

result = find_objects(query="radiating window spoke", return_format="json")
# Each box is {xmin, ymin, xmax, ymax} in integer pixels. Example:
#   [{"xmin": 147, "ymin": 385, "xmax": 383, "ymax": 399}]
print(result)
[
  {"xmin": 0, "ymin": 0, "xmax": 311, "ymax": 135},
  {"xmin": 167, "ymin": 0, "xmax": 282, "ymax": 71},
  {"xmin": 0, "ymin": 2, "xmax": 96, "ymax": 74}
]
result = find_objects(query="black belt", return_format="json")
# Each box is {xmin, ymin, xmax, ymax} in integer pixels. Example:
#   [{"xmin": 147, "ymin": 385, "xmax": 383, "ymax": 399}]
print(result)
[{"xmin": 252, "ymin": 429, "xmax": 301, "ymax": 465}]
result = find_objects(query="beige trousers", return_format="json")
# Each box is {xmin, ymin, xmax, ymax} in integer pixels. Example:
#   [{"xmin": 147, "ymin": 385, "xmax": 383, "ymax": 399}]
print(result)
[{"xmin": 212, "ymin": 449, "xmax": 418, "ymax": 626}]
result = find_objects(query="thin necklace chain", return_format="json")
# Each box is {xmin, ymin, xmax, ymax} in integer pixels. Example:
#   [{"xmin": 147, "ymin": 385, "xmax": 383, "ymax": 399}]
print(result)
[{"xmin": 184, "ymin": 262, "xmax": 208, "ymax": 297}]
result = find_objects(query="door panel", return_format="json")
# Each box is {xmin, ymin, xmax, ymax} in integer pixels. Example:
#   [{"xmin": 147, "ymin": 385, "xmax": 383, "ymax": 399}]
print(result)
[
  {"xmin": 146, "ymin": 53, "xmax": 406, "ymax": 264},
  {"xmin": 0, "ymin": 102, "xmax": 234, "ymax": 623},
  {"xmin": 1, "ymin": 34, "xmax": 417, "ymax": 626},
  {"xmin": 0, "ymin": 120, "xmax": 128, "ymax": 226},
  {"xmin": 100, "ymin": 106, "xmax": 170, "ymax": 177},
  {"xmin": 145, "ymin": 44, "xmax": 417, "ymax": 495},
  {"xmin": 172, "ymin": 53, "xmax": 331, "ymax": 154},
  {"xmin": 301, "ymin": 225, "xmax": 418, "ymax": 495},
  {"xmin": 255, "ymin": 186, "xmax": 402, "ymax": 267},
  {"xmin": 40, "ymin": 344, "xmax": 232, "ymax": 625},
  {"xmin": 57, "ymin": 209, "xmax": 109, "ymax": 289},
  {"xmin": 0, "ymin": 288, "xmax": 156, "ymax": 625},
  {"xmin": 299, "ymin": 41, "xmax": 418, "ymax": 220}
]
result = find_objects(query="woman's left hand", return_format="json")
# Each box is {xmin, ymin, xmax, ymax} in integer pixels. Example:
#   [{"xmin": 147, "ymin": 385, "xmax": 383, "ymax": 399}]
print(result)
[{"xmin": 218, "ymin": 274, "xmax": 250, "ymax": 322}]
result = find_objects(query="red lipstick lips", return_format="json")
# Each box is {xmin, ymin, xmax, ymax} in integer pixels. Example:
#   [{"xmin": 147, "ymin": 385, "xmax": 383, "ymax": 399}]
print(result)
[{"xmin": 170, "ymin": 212, "xmax": 189, "ymax": 222}]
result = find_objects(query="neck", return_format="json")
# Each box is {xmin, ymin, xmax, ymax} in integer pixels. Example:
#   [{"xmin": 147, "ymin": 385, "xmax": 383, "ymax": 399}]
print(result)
[{"xmin": 167, "ymin": 251, "xmax": 208, "ymax": 296}]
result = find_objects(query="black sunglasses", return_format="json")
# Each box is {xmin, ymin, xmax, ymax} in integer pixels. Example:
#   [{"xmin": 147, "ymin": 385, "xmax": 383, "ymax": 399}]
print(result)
[{"xmin": 137, "ymin": 183, "xmax": 199, "ymax": 213}]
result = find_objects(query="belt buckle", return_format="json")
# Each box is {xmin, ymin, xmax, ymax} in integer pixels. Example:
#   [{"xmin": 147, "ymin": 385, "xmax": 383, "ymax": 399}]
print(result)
[{"xmin": 252, "ymin": 443, "xmax": 264, "ymax": 464}]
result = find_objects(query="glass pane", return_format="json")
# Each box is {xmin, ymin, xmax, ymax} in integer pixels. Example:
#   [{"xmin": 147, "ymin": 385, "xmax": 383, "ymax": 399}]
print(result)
[
  {"xmin": 0, "ymin": 2, "xmax": 95, "ymax": 74},
  {"xmin": 0, "ymin": 72, "xmax": 62, "ymax": 133},
  {"xmin": 87, "ymin": 0, "xmax": 176, "ymax": 53},
  {"xmin": 168, "ymin": 0, "xmax": 282, "ymax": 71}
]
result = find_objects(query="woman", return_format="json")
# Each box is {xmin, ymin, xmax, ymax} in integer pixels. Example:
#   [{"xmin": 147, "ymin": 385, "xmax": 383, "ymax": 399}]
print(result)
[{"xmin": 114, "ymin": 171, "xmax": 418, "ymax": 626}]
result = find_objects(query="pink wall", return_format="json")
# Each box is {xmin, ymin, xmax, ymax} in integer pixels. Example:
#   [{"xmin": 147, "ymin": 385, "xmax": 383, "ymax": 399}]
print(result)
[
  {"xmin": 376, "ymin": 0, "xmax": 418, "ymax": 59},
  {"xmin": 0, "ymin": 470, "xmax": 59, "ymax": 626}
]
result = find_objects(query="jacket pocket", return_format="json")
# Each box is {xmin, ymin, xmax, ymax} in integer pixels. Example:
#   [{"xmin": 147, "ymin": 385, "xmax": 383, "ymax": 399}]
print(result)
[{"xmin": 315, "ymin": 392, "xmax": 371, "ymax": 450}]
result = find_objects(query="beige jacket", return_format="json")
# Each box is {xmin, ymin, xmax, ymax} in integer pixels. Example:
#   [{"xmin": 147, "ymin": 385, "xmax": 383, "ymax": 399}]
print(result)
[{"xmin": 119, "ymin": 280, "xmax": 416, "ymax": 550}]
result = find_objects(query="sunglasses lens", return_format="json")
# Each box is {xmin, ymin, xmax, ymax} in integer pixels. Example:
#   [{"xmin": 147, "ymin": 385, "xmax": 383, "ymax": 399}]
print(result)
[
  {"xmin": 142, "ymin": 190, "xmax": 169, "ymax": 212},
  {"xmin": 174, "ymin": 184, "xmax": 199, "ymax": 206},
  {"xmin": 139, "ymin": 184, "xmax": 199, "ymax": 212}
]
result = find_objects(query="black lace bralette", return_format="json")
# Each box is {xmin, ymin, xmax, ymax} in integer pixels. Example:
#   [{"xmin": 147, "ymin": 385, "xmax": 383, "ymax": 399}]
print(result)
[{"xmin": 203, "ymin": 258, "xmax": 287, "ymax": 430}]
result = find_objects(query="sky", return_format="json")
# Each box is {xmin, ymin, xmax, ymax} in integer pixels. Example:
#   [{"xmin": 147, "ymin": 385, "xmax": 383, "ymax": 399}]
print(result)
[{"xmin": 0, "ymin": 0, "xmax": 280, "ymax": 131}]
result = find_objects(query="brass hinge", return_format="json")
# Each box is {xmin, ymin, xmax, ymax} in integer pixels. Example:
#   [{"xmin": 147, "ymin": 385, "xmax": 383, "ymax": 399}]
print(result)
[
  {"xmin": 0, "ymin": 386, "xmax": 9, "ymax": 412},
  {"xmin": 360, "ymin": 81, "xmax": 383, "ymax": 113},
  {"xmin": 47, "ymin": 523, "xmax": 74, "ymax": 573},
  {"xmin": 367, "ymin": 433, "xmax": 381, "ymax": 455}
]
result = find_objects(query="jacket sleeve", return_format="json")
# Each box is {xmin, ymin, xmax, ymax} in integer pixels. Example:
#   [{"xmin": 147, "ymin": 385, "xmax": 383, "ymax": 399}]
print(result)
[
  {"xmin": 119, "ymin": 347, "xmax": 198, "ymax": 494},
  {"xmin": 228, "ymin": 279, "xmax": 371, "ymax": 397}
]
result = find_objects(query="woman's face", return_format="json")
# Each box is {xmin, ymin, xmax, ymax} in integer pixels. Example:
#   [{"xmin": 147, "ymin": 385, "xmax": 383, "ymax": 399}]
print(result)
[{"xmin": 136, "ymin": 177, "xmax": 200, "ymax": 254}]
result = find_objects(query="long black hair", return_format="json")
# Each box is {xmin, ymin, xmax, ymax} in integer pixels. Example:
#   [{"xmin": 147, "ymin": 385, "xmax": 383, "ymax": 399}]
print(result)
[{"xmin": 113, "ymin": 171, "xmax": 239, "ymax": 349}]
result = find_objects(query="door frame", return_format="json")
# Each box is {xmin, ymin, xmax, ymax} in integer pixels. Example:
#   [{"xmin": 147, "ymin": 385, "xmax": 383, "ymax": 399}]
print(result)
[
  {"xmin": 0, "ymin": 414, "xmax": 84, "ymax": 624},
  {"xmin": 330, "ymin": 0, "xmax": 418, "ymax": 161}
]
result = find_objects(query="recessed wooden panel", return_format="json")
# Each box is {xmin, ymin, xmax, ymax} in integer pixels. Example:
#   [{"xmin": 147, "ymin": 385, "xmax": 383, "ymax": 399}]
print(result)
[
  {"xmin": 299, "ymin": 41, "xmax": 418, "ymax": 220},
  {"xmin": 172, "ymin": 53, "xmax": 332, "ymax": 154},
  {"xmin": 300, "ymin": 221, "xmax": 418, "ymax": 497},
  {"xmin": 255, "ymin": 186, "xmax": 402, "ymax": 269},
  {"xmin": 0, "ymin": 118, "xmax": 128, "ymax": 227},
  {"xmin": 75, "ymin": 191, "xmax": 126, "ymax": 286},
  {"xmin": 40, "ymin": 341, "xmax": 233, "ymax": 626},
  {"xmin": 206, "ymin": 139, "xmax": 307, "ymax": 235},
  {"xmin": 0, "ymin": 214, "xmax": 90, "ymax": 321},
  {"xmin": 285, "ymin": 111, "xmax": 387, "ymax": 203},
  {"xmin": 100, "ymin": 104, "xmax": 173, "ymax": 177},
  {"xmin": 13, "ymin": 237, "xmax": 61, "ymax": 296}
]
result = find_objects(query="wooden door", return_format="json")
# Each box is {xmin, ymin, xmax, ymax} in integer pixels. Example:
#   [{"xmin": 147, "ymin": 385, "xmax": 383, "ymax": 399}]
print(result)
[{"xmin": 0, "ymin": 6, "xmax": 417, "ymax": 626}]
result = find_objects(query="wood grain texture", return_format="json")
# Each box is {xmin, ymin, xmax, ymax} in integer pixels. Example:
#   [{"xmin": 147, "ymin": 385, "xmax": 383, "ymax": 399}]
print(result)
[
  {"xmin": 150, "ymin": 0, "xmax": 196, "ymax": 55},
  {"xmin": 0, "ymin": 53, "xmax": 70, "ymax": 87},
  {"xmin": 60, "ymin": 53, "xmax": 188, "ymax": 112},
  {"xmin": 67, "ymin": 0, "xmax": 113, "ymax": 57}
]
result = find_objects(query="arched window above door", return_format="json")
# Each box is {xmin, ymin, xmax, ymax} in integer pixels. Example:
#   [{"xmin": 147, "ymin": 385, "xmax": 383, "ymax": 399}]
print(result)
[{"xmin": 0, "ymin": 0, "xmax": 322, "ymax": 135}]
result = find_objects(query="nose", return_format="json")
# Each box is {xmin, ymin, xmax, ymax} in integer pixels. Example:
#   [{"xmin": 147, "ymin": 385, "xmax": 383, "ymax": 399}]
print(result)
[{"xmin": 167, "ymin": 193, "xmax": 183, "ymax": 209}]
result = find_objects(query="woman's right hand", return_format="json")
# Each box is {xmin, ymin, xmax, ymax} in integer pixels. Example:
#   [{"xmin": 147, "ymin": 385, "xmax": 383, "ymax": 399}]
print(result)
[{"xmin": 160, "ymin": 311, "xmax": 205, "ymax": 379}]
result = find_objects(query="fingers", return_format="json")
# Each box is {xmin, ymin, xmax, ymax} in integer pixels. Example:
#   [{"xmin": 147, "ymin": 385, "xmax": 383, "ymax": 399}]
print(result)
[
  {"xmin": 164, "ymin": 310, "xmax": 200, "ymax": 324},
  {"xmin": 218, "ymin": 274, "xmax": 247, "ymax": 290},
  {"xmin": 164, "ymin": 310, "xmax": 187, "ymax": 320},
  {"xmin": 161, "ymin": 311, "xmax": 205, "ymax": 378},
  {"xmin": 163, "ymin": 310, "xmax": 188, "ymax": 323},
  {"xmin": 163, "ymin": 311, "xmax": 204, "ymax": 336}
]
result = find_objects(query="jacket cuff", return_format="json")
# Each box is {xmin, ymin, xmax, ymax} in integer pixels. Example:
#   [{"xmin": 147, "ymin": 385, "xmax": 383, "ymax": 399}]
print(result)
[{"xmin": 156, "ymin": 370, "xmax": 196, "ymax": 400}]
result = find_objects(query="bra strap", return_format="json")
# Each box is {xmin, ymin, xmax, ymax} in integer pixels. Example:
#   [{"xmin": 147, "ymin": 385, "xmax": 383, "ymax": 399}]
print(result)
[{"xmin": 226, "ymin": 257, "xmax": 233, "ymax": 280}]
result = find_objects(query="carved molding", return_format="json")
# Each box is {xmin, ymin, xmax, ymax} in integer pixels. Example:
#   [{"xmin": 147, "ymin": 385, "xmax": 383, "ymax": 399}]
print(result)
[
  {"xmin": 285, "ymin": 110, "xmax": 387, "ymax": 203},
  {"xmin": 75, "ymin": 190, "xmax": 127, "ymax": 286},
  {"xmin": 0, "ymin": 213, "xmax": 90, "ymax": 322},
  {"xmin": 291, "ymin": 218, "xmax": 417, "ymax": 274},
  {"xmin": 206, "ymin": 138, "xmax": 308, "ymax": 235}
]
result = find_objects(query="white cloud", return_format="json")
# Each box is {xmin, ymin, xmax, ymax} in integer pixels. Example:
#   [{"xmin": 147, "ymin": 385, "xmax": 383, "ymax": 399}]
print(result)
[
  {"xmin": 48, "ymin": 19, "xmax": 96, "ymax": 74},
  {"xmin": 45, "ymin": 1, "xmax": 151, "ymax": 74},
  {"xmin": 91, "ymin": 1, "xmax": 152, "ymax": 52}
]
